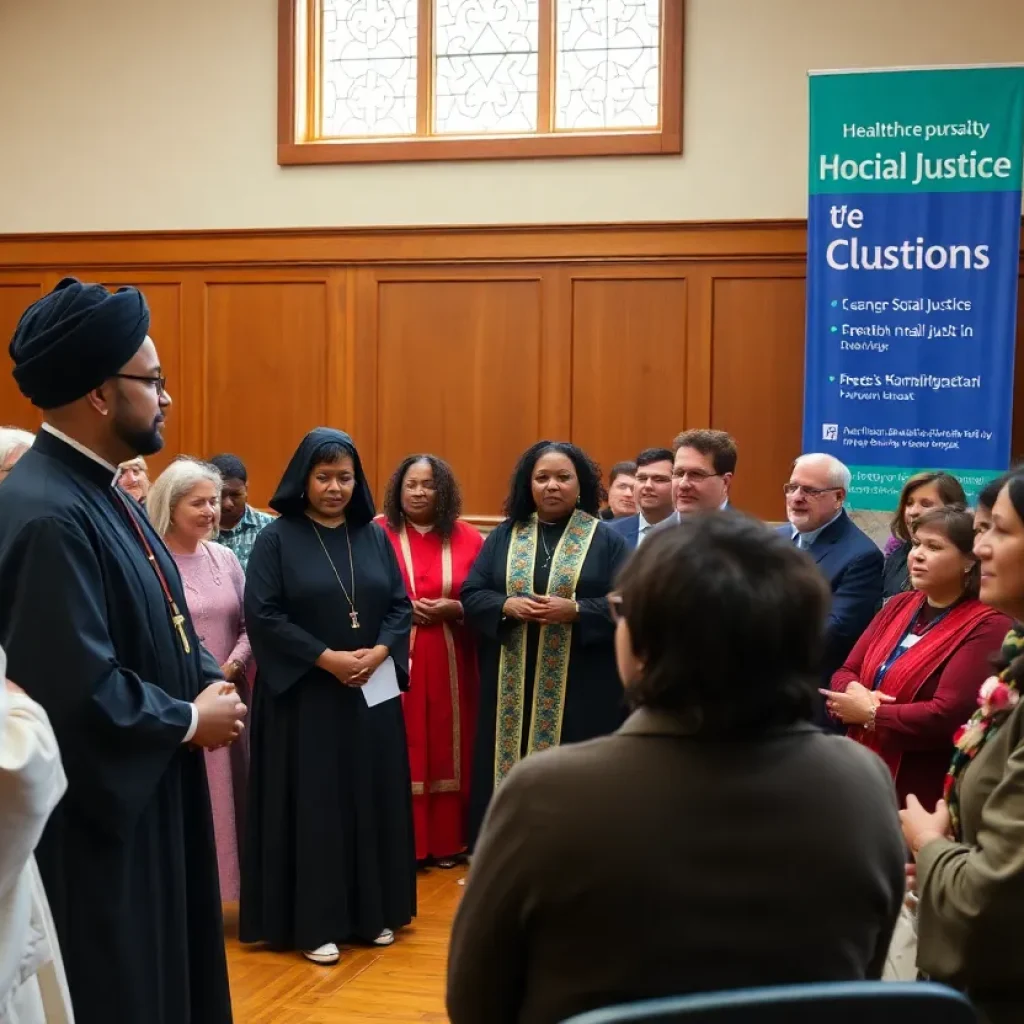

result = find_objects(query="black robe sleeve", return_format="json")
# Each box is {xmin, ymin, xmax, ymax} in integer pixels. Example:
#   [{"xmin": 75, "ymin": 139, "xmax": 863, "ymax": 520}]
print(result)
[
  {"xmin": 244, "ymin": 527, "xmax": 329, "ymax": 696},
  {"xmin": 461, "ymin": 525, "xmax": 513, "ymax": 642},
  {"xmin": 575, "ymin": 526, "xmax": 630, "ymax": 647},
  {"xmin": 2, "ymin": 517, "xmax": 193, "ymax": 834},
  {"xmin": 199, "ymin": 643, "xmax": 225, "ymax": 683},
  {"xmin": 370, "ymin": 524, "xmax": 413, "ymax": 691}
]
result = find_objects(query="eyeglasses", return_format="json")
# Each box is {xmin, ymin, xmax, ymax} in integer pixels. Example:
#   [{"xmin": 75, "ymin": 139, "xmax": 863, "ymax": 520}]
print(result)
[
  {"xmin": 608, "ymin": 592, "xmax": 625, "ymax": 623},
  {"xmin": 672, "ymin": 469, "xmax": 721, "ymax": 484},
  {"xmin": 114, "ymin": 373, "xmax": 167, "ymax": 394},
  {"xmin": 783, "ymin": 483, "xmax": 842, "ymax": 497}
]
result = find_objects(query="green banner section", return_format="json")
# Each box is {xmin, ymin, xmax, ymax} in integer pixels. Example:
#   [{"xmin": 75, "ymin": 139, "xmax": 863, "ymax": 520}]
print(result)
[
  {"xmin": 848, "ymin": 465, "xmax": 1002, "ymax": 510},
  {"xmin": 810, "ymin": 66, "xmax": 1024, "ymax": 195}
]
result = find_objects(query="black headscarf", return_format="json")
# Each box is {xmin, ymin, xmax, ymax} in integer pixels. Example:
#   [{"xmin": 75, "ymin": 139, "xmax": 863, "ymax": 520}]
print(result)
[
  {"xmin": 10, "ymin": 277, "xmax": 150, "ymax": 409},
  {"xmin": 269, "ymin": 427, "xmax": 375, "ymax": 526}
]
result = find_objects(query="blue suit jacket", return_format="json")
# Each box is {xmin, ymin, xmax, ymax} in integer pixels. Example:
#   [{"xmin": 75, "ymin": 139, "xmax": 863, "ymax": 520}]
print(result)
[
  {"xmin": 779, "ymin": 511, "xmax": 883, "ymax": 722},
  {"xmin": 607, "ymin": 513, "xmax": 641, "ymax": 549}
]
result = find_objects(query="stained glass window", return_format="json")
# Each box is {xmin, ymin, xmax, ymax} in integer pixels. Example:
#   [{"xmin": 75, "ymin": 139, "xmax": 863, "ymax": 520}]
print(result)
[
  {"xmin": 555, "ymin": 0, "xmax": 661, "ymax": 130},
  {"xmin": 296, "ymin": 0, "xmax": 677, "ymax": 159},
  {"xmin": 321, "ymin": 0, "xmax": 419, "ymax": 137},
  {"xmin": 434, "ymin": 0, "xmax": 540, "ymax": 134}
]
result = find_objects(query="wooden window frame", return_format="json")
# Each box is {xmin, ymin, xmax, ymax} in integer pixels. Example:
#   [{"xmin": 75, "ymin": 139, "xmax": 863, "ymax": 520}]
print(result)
[{"xmin": 277, "ymin": 0, "xmax": 684, "ymax": 166}]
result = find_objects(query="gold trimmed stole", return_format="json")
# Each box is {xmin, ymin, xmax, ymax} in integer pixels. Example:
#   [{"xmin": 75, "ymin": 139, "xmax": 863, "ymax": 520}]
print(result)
[
  {"xmin": 493, "ymin": 509, "xmax": 599, "ymax": 788},
  {"xmin": 397, "ymin": 524, "xmax": 463, "ymax": 796}
]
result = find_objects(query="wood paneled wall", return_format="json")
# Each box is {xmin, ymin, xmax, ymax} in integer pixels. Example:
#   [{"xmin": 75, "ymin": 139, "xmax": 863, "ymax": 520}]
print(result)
[{"xmin": 1, "ymin": 223, "xmax": 1021, "ymax": 522}]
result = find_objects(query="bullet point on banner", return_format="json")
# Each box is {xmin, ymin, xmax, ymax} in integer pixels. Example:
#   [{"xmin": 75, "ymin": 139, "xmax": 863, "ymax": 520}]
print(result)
[
  {"xmin": 830, "ymin": 326, "xmax": 838, "ymax": 333},
  {"xmin": 831, "ymin": 300, "xmax": 838, "ymax": 307},
  {"xmin": 829, "ymin": 376, "xmax": 835, "ymax": 382}
]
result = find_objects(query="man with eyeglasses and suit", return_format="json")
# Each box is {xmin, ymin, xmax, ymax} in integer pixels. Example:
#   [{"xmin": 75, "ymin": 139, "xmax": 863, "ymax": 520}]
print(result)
[
  {"xmin": 649, "ymin": 430, "xmax": 738, "ymax": 537},
  {"xmin": 779, "ymin": 453, "xmax": 882, "ymax": 727}
]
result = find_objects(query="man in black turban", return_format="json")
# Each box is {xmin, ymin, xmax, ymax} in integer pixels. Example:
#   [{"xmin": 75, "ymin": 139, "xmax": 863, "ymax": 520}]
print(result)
[
  {"xmin": 0, "ymin": 279, "xmax": 243, "ymax": 1023},
  {"xmin": 10, "ymin": 276, "xmax": 168, "ymax": 456}
]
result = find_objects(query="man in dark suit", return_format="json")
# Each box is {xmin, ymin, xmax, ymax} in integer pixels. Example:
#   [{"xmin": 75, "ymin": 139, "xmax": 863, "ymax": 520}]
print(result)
[
  {"xmin": 778, "ymin": 453, "xmax": 882, "ymax": 724},
  {"xmin": 607, "ymin": 447, "xmax": 674, "ymax": 549},
  {"xmin": 650, "ymin": 429, "xmax": 739, "ymax": 535}
]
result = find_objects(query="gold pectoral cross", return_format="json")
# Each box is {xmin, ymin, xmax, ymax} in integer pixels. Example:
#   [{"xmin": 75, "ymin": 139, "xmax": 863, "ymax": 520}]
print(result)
[{"xmin": 171, "ymin": 603, "xmax": 192, "ymax": 654}]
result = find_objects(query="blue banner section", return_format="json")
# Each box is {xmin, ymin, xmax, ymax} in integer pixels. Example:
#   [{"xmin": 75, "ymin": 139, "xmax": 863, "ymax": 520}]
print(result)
[
  {"xmin": 804, "ymin": 67, "xmax": 1024, "ymax": 510},
  {"xmin": 804, "ymin": 189, "xmax": 1021, "ymax": 492}
]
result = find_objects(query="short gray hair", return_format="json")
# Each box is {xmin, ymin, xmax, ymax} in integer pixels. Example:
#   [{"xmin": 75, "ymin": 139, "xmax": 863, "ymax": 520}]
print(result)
[
  {"xmin": 793, "ymin": 453, "xmax": 852, "ymax": 492},
  {"xmin": 147, "ymin": 457, "xmax": 223, "ymax": 538},
  {"xmin": 0, "ymin": 426, "xmax": 35, "ymax": 465}
]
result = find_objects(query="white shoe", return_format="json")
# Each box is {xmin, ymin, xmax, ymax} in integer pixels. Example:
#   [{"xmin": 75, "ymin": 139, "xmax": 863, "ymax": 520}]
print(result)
[
  {"xmin": 303, "ymin": 943, "xmax": 340, "ymax": 964},
  {"xmin": 373, "ymin": 929, "xmax": 395, "ymax": 947}
]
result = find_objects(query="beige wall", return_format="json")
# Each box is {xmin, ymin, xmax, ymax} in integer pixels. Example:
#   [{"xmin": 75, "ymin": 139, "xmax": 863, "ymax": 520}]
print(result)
[{"xmin": 1, "ymin": 0, "xmax": 1023, "ymax": 232}]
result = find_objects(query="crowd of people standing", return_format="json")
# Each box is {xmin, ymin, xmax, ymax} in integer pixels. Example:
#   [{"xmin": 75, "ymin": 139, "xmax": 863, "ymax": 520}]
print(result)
[{"xmin": 2, "ymin": 279, "xmax": 1024, "ymax": 1024}]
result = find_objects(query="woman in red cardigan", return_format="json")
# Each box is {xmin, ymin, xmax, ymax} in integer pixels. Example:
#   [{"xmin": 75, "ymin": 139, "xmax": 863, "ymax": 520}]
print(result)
[{"xmin": 825, "ymin": 505, "xmax": 1010, "ymax": 808}]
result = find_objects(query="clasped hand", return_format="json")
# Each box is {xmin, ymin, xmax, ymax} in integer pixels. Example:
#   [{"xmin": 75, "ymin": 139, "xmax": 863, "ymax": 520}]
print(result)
[
  {"xmin": 192, "ymin": 681, "xmax": 247, "ymax": 751},
  {"xmin": 412, "ymin": 597, "xmax": 462, "ymax": 627},
  {"xmin": 819, "ymin": 680, "xmax": 894, "ymax": 725},
  {"xmin": 320, "ymin": 646, "xmax": 388, "ymax": 686},
  {"xmin": 503, "ymin": 595, "xmax": 578, "ymax": 625}
]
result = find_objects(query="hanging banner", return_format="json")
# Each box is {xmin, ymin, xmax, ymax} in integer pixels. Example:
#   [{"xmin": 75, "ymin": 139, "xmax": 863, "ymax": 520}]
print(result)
[{"xmin": 804, "ymin": 65, "xmax": 1024, "ymax": 509}]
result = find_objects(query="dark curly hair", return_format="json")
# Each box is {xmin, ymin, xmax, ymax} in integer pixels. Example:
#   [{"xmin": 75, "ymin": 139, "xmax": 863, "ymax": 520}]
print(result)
[
  {"xmin": 503, "ymin": 441, "xmax": 605, "ymax": 523},
  {"xmin": 382, "ymin": 454, "xmax": 462, "ymax": 536}
]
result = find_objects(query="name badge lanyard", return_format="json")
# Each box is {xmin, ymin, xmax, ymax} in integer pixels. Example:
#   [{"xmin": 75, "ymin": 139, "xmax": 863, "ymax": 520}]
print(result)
[{"xmin": 873, "ymin": 603, "xmax": 955, "ymax": 691}]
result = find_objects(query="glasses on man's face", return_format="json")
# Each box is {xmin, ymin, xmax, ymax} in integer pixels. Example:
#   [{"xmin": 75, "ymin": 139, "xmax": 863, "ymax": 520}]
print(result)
[
  {"xmin": 114, "ymin": 373, "xmax": 167, "ymax": 395},
  {"xmin": 608, "ymin": 592, "xmax": 625, "ymax": 624},
  {"xmin": 673, "ymin": 469, "xmax": 720, "ymax": 484},
  {"xmin": 783, "ymin": 483, "xmax": 841, "ymax": 498}
]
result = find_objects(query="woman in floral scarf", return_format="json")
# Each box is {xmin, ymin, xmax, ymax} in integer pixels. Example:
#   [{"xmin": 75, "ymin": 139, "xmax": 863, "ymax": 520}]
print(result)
[{"xmin": 901, "ymin": 469, "xmax": 1024, "ymax": 1024}]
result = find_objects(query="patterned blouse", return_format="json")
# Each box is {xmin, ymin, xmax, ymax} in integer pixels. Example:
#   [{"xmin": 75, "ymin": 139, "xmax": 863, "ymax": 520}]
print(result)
[{"xmin": 215, "ymin": 505, "xmax": 275, "ymax": 572}]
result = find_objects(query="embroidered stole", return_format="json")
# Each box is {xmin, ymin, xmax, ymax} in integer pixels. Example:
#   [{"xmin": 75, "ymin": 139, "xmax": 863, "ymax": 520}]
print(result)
[
  {"xmin": 397, "ymin": 524, "xmax": 463, "ymax": 796},
  {"xmin": 493, "ymin": 509, "xmax": 598, "ymax": 788}
]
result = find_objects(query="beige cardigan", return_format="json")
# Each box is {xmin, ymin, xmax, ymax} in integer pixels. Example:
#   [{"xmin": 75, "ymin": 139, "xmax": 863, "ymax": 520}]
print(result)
[
  {"xmin": 917, "ymin": 696, "xmax": 1024, "ymax": 1024},
  {"xmin": 0, "ymin": 648, "xmax": 73, "ymax": 1024}
]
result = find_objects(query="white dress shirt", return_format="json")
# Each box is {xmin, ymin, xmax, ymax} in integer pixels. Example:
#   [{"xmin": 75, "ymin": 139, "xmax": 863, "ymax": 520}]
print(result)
[{"xmin": 792, "ymin": 509, "xmax": 844, "ymax": 550}]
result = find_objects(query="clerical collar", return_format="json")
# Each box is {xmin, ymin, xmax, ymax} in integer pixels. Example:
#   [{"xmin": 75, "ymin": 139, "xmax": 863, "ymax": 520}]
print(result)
[{"xmin": 41, "ymin": 422, "xmax": 119, "ymax": 483}]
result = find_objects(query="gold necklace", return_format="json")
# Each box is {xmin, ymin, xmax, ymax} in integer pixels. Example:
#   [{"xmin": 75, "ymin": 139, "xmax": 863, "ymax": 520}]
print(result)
[{"xmin": 310, "ymin": 519, "xmax": 360, "ymax": 629}]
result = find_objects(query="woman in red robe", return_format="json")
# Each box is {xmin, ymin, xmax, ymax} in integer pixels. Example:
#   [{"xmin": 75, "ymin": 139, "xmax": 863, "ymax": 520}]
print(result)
[{"xmin": 378, "ymin": 455, "xmax": 483, "ymax": 866}]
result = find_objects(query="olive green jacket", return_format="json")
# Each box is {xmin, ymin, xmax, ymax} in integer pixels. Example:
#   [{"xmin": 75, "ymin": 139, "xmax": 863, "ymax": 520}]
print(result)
[{"xmin": 918, "ymin": 699, "xmax": 1024, "ymax": 1024}]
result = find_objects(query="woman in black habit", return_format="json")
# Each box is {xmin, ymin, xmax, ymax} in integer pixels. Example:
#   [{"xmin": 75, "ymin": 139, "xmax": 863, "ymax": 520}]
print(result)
[
  {"xmin": 239, "ymin": 427, "xmax": 415, "ymax": 965},
  {"xmin": 462, "ymin": 441, "xmax": 630, "ymax": 847}
]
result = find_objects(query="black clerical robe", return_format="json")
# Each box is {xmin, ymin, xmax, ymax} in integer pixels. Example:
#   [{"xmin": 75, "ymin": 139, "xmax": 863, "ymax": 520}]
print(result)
[
  {"xmin": 240, "ymin": 517, "xmax": 416, "ymax": 951},
  {"xmin": 0, "ymin": 430, "xmax": 232, "ymax": 1024},
  {"xmin": 462, "ymin": 517, "xmax": 629, "ymax": 847}
]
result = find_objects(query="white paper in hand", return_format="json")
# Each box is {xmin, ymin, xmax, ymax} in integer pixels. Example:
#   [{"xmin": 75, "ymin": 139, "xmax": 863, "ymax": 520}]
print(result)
[{"xmin": 361, "ymin": 656, "xmax": 400, "ymax": 707}]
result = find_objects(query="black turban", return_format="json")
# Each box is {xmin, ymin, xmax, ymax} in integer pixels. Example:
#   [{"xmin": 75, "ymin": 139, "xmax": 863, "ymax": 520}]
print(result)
[{"xmin": 9, "ymin": 277, "xmax": 150, "ymax": 409}]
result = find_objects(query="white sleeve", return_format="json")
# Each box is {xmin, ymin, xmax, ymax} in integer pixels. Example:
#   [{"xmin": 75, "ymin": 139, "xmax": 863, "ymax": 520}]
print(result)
[
  {"xmin": 0, "ymin": 649, "xmax": 67, "ymax": 901},
  {"xmin": 181, "ymin": 703, "xmax": 199, "ymax": 744}
]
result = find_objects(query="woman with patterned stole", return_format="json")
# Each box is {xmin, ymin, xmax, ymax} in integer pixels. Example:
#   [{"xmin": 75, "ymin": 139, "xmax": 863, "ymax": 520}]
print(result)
[
  {"xmin": 462, "ymin": 441, "xmax": 630, "ymax": 847},
  {"xmin": 239, "ymin": 428, "xmax": 416, "ymax": 967},
  {"xmin": 901, "ymin": 470, "xmax": 1024, "ymax": 1023},
  {"xmin": 376, "ymin": 454, "xmax": 483, "ymax": 867}
]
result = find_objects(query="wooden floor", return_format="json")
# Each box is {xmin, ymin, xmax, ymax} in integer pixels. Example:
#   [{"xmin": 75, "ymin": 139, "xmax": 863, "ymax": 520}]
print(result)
[{"xmin": 225, "ymin": 866, "xmax": 465, "ymax": 1023}]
